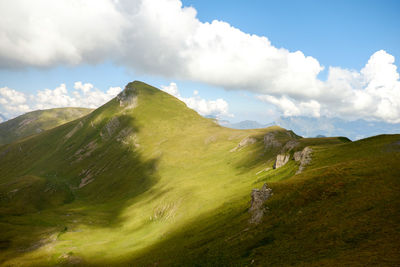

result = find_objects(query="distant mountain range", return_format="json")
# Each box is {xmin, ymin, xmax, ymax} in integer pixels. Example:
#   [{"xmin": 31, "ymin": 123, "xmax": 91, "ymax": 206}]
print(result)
[{"xmin": 219, "ymin": 117, "xmax": 400, "ymax": 140}]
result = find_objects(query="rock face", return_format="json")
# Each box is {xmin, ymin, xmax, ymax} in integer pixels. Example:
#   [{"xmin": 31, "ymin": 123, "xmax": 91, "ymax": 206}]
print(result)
[
  {"xmin": 230, "ymin": 136, "xmax": 257, "ymax": 152},
  {"xmin": 294, "ymin": 147, "xmax": 313, "ymax": 174},
  {"xmin": 101, "ymin": 117, "xmax": 120, "ymax": 140},
  {"xmin": 282, "ymin": 140, "xmax": 300, "ymax": 152},
  {"xmin": 117, "ymin": 85, "xmax": 138, "ymax": 109},
  {"xmin": 249, "ymin": 184, "xmax": 272, "ymax": 224},
  {"xmin": 273, "ymin": 154, "xmax": 290, "ymax": 169},
  {"xmin": 263, "ymin": 132, "xmax": 282, "ymax": 149}
]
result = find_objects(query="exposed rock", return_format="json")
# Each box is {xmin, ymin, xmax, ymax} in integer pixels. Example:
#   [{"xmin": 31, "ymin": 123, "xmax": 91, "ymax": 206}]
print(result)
[
  {"xmin": 79, "ymin": 174, "xmax": 94, "ymax": 188},
  {"xmin": 282, "ymin": 140, "xmax": 300, "ymax": 152},
  {"xmin": 116, "ymin": 128, "xmax": 140, "ymax": 149},
  {"xmin": 117, "ymin": 86, "xmax": 138, "ymax": 109},
  {"xmin": 101, "ymin": 117, "xmax": 120, "ymax": 140},
  {"xmin": 293, "ymin": 151, "xmax": 302, "ymax": 161},
  {"xmin": 73, "ymin": 140, "xmax": 98, "ymax": 162},
  {"xmin": 263, "ymin": 132, "xmax": 282, "ymax": 149},
  {"xmin": 273, "ymin": 154, "xmax": 290, "ymax": 169},
  {"xmin": 65, "ymin": 121, "xmax": 84, "ymax": 140},
  {"xmin": 230, "ymin": 136, "xmax": 257, "ymax": 152},
  {"xmin": 249, "ymin": 184, "xmax": 272, "ymax": 224},
  {"xmin": 294, "ymin": 147, "xmax": 313, "ymax": 174}
]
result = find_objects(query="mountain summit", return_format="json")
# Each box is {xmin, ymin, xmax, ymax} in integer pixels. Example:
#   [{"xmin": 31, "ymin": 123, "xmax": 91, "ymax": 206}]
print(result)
[{"xmin": 0, "ymin": 81, "xmax": 399, "ymax": 266}]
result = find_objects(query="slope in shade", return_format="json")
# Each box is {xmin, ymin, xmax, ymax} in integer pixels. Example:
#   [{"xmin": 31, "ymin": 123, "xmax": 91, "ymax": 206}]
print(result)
[{"xmin": 0, "ymin": 81, "xmax": 398, "ymax": 266}]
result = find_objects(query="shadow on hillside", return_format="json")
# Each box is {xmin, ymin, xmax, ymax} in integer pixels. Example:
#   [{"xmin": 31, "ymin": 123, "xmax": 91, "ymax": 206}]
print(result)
[{"xmin": 0, "ymin": 107, "xmax": 164, "ymax": 264}]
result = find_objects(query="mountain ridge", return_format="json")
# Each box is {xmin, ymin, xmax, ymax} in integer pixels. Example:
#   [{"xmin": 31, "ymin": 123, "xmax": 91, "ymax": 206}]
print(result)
[
  {"xmin": 0, "ymin": 107, "xmax": 93, "ymax": 145},
  {"xmin": 0, "ymin": 81, "xmax": 399, "ymax": 266}
]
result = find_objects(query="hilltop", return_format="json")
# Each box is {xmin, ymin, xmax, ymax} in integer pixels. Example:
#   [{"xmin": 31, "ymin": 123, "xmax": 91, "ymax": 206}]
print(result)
[
  {"xmin": 0, "ymin": 81, "xmax": 399, "ymax": 266},
  {"xmin": 0, "ymin": 107, "xmax": 93, "ymax": 145}
]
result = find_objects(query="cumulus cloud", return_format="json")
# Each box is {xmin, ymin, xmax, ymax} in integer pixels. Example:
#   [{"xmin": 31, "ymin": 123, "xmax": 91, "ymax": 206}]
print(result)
[
  {"xmin": 0, "ymin": 0, "xmax": 399, "ymax": 123},
  {"xmin": 258, "ymin": 50, "xmax": 400, "ymax": 123},
  {"xmin": 161, "ymin": 82, "xmax": 232, "ymax": 118},
  {"xmin": 0, "ymin": 83, "xmax": 122, "ymax": 119}
]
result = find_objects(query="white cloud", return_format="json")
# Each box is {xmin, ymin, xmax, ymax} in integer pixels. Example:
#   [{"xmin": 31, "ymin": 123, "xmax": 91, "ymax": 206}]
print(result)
[
  {"xmin": 0, "ymin": 83, "xmax": 122, "ymax": 118},
  {"xmin": 0, "ymin": 0, "xmax": 399, "ymax": 123},
  {"xmin": 258, "ymin": 50, "xmax": 400, "ymax": 123},
  {"xmin": 161, "ymin": 82, "xmax": 232, "ymax": 118},
  {"xmin": 161, "ymin": 82, "xmax": 181, "ymax": 98},
  {"xmin": 258, "ymin": 95, "xmax": 321, "ymax": 118}
]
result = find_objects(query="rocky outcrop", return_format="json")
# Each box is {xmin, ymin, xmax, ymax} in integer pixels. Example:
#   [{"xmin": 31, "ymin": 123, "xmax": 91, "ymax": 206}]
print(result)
[
  {"xmin": 273, "ymin": 154, "xmax": 290, "ymax": 169},
  {"xmin": 249, "ymin": 184, "xmax": 272, "ymax": 224},
  {"xmin": 117, "ymin": 86, "xmax": 138, "ymax": 109},
  {"xmin": 263, "ymin": 132, "xmax": 282, "ymax": 149},
  {"xmin": 73, "ymin": 140, "xmax": 98, "ymax": 162},
  {"xmin": 101, "ymin": 117, "xmax": 120, "ymax": 140},
  {"xmin": 282, "ymin": 140, "xmax": 300, "ymax": 152},
  {"xmin": 230, "ymin": 136, "xmax": 257, "ymax": 152},
  {"xmin": 294, "ymin": 147, "xmax": 312, "ymax": 174}
]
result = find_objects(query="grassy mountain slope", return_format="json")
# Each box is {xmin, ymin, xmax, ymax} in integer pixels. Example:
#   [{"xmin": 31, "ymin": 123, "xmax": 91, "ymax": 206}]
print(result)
[
  {"xmin": 0, "ymin": 107, "xmax": 93, "ymax": 145},
  {"xmin": 0, "ymin": 81, "xmax": 398, "ymax": 266}
]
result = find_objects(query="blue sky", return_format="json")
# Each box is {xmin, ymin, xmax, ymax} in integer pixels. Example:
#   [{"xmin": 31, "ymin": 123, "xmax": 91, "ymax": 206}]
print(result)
[{"xmin": 0, "ymin": 0, "xmax": 399, "ymax": 132}]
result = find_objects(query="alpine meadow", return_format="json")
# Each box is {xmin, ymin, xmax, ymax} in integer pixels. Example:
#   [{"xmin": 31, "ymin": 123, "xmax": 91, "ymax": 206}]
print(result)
[
  {"xmin": 0, "ymin": 0, "xmax": 400, "ymax": 266},
  {"xmin": 0, "ymin": 82, "xmax": 399, "ymax": 266}
]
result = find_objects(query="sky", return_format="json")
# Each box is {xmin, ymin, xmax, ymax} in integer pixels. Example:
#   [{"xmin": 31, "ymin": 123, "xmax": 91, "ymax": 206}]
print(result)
[{"xmin": 0, "ymin": 0, "xmax": 399, "ymax": 134}]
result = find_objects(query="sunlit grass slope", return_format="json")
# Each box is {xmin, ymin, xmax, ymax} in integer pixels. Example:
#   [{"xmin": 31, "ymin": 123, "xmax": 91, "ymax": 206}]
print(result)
[
  {"xmin": 0, "ymin": 81, "xmax": 398, "ymax": 266},
  {"xmin": 0, "ymin": 107, "xmax": 93, "ymax": 145}
]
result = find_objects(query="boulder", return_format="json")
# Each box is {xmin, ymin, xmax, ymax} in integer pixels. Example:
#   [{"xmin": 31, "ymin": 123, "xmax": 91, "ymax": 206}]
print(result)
[
  {"xmin": 273, "ymin": 154, "xmax": 290, "ymax": 169},
  {"xmin": 249, "ymin": 184, "xmax": 272, "ymax": 224}
]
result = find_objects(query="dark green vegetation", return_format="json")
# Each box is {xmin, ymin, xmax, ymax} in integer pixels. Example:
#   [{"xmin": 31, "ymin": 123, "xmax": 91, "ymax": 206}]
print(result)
[
  {"xmin": 0, "ymin": 81, "xmax": 399, "ymax": 266},
  {"xmin": 0, "ymin": 107, "xmax": 93, "ymax": 145}
]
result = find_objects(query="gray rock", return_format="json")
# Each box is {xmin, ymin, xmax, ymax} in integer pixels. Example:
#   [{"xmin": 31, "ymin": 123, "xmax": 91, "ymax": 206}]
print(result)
[
  {"xmin": 101, "ymin": 117, "xmax": 120, "ymax": 140},
  {"xmin": 249, "ymin": 184, "xmax": 272, "ymax": 224},
  {"xmin": 263, "ymin": 132, "xmax": 282, "ymax": 149},
  {"xmin": 273, "ymin": 154, "xmax": 290, "ymax": 169},
  {"xmin": 282, "ymin": 140, "xmax": 300, "ymax": 152},
  {"xmin": 295, "ymin": 147, "xmax": 313, "ymax": 174},
  {"xmin": 230, "ymin": 136, "xmax": 257, "ymax": 152},
  {"xmin": 117, "ymin": 86, "xmax": 138, "ymax": 109},
  {"xmin": 293, "ymin": 151, "xmax": 302, "ymax": 161}
]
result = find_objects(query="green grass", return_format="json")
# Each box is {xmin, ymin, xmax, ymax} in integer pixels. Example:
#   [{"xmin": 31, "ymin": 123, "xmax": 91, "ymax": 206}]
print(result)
[
  {"xmin": 0, "ymin": 107, "xmax": 93, "ymax": 145},
  {"xmin": 0, "ymin": 81, "xmax": 398, "ymax": 266}
]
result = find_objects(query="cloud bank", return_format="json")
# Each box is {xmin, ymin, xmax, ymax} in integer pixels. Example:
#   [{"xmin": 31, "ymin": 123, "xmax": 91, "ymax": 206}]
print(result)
[
  {"xmin": 161, "ymin": 82, "xmax": 232, "ymax": 118},
  {"xmin": 0, "ymin": 83, "xmax": 121, "ymax": 118},
  {"xmin": 1, "ymin": 0, "xmax": 399, "ymax": 122}
]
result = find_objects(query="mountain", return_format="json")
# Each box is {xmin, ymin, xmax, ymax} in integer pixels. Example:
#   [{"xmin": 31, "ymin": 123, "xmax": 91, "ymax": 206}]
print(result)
[
  {"xmin": 276, "ymin": 116, "xmax": 400, "ymax": 140},
  {"xmin": 0, "ymin": 81, "xmax": 399, "ymax": 266},
  {"xmin": 0, "ymin": 107, "xmax": 93, "ymax": 145},
  {"xmin": 0, "ymin": 114, "xmax": 6, "ymax": 123}
]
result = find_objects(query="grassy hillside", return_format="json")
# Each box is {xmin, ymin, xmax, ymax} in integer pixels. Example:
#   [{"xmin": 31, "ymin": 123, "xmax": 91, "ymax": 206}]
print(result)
[
  {"xmin": 0, "ymin": 81, "xmax": 398, "ymax": 266},
  {"xmin": 0, "ymin": 107, "xmax": 93, "ymax": 145}
]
